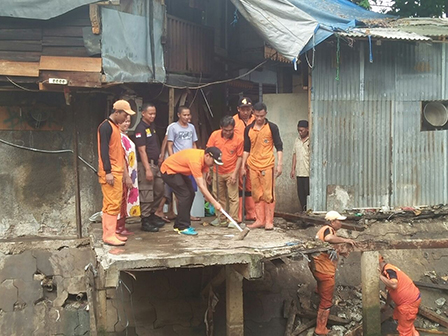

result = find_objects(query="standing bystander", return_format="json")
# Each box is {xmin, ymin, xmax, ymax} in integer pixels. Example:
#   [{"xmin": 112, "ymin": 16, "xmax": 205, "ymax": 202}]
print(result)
[
  {"xmin": 290, "ymin": 120, "xmax": 310, "ymax": 211},
  {"xmin": 134, "ymin": 103, "xmax": 165, "ymax": 232},
  {"xmin": 240, "ymin": 102, "xmax": 283, "ymax": 230},
  {"xmin": 233, "ymin": 97, "xmax": 256, "ymax": 222},
  {"xmin": 97, "ymin": 100, "xmax": 135, "ymax": 246},
  {"xmin": 206, "ymin": 116, "xmax": 243, "ymax": 226}
]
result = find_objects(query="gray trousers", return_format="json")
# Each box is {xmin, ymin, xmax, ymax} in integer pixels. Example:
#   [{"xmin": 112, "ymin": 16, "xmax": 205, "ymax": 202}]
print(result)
[{"xmin": 138, "ymin": 161, "xmax": 164, "ymax": 217}]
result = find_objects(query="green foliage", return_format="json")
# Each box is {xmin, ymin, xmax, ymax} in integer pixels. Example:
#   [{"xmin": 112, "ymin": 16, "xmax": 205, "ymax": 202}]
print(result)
[
  {"xmin": 349, "ymin": 0, "xmax": 371, "ymax": 10},
  {"xmin": 390, "ymin": 0, "xmax": 446, "ymax": 17}
]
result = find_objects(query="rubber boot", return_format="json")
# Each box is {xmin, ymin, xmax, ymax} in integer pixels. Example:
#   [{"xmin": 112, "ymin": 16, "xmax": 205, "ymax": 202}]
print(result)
[
  {"xmin": 102, "ymin": 213, "xmax": 125, "ymax": 246},
  {"xmin": 265, "ymin": 202, "xmax": 275, "ymax": 230},
  {"xmin": 116, "ymin": 217, "xmax": 134, "ymax": 236},
  {"xmin": 412, "ymin": 326, "xmax": 419, "ymax": 336},
  {"xmin": 247, "ymin": 202, "xmax": 265, "ymax": 229},
  {"xmin": 314, "ymin": 309, "xmax": 330, "ymax": 335},
  {"xmin": 245, "ymin": 196, "xmax": 256, "ymax": 220}
]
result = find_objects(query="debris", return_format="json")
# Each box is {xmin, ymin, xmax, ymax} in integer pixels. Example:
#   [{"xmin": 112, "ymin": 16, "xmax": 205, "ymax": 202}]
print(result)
[
  {"xmin": 426, "ymin": 271, "xmax": 438, "ymax": 280},
  {"xmin": 419, "ymin": 306, "xmax": 448, "ymax": 328},
  {"xmin": 416, "ymin": 327, "xmax": 448, "ymax": 335},
  {"xmin": 350, "ymin": 312, "xmax": 363, "ymax": 322},
  {"xmin": 436, "ymin": 298, "xmax": 447, "ymax": 307},
  {"xmin": 291, "ymin": 319, "xmax": 315, "ymax": 336},
  {"xmin": 414, "ymin": 281, "xmax": 448, "ymax": 292},
  {"xmin": 284, "ymin": 300, "xmax": 298, "ymax": 336},
  {"xmin": 331, "ymin": 325, "xmax": 346, "ymax": 336}
]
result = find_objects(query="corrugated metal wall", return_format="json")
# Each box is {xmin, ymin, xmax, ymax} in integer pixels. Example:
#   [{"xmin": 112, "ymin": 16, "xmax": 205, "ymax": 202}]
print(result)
[{"xmin": 310, "ymin": 40, "xmax": 448, "ymax": 210}]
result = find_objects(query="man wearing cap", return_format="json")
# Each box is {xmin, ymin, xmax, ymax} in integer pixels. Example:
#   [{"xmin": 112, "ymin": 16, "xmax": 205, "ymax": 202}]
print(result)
[
  {"xmin": 379, "ymin": 255, "xmax": 421, "ymax": 336},
  {"xmin": 160, "ymin": 147, "xmax": 223, "ymax": 235},
  {"xmin": 206, "ymin": 116, "xmax": 243, "ymax": 226},
  {"xmin": 309, "ymin": 211, "xmax": 356, "ymax": 335},
  {"xmin": 290, "ymin": 120, "xmax": 310, "ymax": 211},
  {"xmin": 97, "ymin": 100, "xmax": 136, "ymax": 246},
  {"xmin": 233, "ymin": 97, "xmax": 256, "ymax": 222},
  {"xmin": 240, "ymin": 102, "xmax": 283, "ymax": 230},
  {"xmin": 134, "ymin": 103, "xmax": 165, "ymax": 232}
]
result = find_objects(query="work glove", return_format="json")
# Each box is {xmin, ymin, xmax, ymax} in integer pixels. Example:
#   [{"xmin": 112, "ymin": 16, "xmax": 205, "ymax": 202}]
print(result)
[{"xmin": 328, "ymin": 249, "xmax": 338, "ymax": 261}]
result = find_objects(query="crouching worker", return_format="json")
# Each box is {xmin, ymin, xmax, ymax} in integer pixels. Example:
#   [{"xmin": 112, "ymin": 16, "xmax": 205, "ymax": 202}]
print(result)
[
  {"xmin": 309, "ymin": 211, "xmax": 356, "ymax": 335},
  {"xmin": 379, "ymin": 255, "xmax": 421, "ymax": 336},
  {"xmin": 160, "ymin": 147, "xmax": 223, "ymax": 235}
]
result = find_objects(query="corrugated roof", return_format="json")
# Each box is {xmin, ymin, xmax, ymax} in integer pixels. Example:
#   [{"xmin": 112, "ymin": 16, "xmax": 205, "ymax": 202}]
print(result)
[
  {"xmin": 393, "ymin": 18, "xmax": 448, "ymax": 38},
  {"xmin": 341, "ymin": 28, "xmax": 432, "ymax": 41}
]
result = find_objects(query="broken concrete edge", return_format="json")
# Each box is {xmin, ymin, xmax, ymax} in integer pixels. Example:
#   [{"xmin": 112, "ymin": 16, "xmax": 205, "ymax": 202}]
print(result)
[
  {"xmin": 92, "ymin": 244, "xmax": 326, "ymax": 287},
  {"xmin": 0, "ymin": 237, "xmax": 90, "ymax": 255}
]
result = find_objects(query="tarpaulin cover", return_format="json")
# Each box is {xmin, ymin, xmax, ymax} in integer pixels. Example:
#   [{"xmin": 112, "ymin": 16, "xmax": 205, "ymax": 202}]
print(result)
[
  {"xmin": 231, "ymin": 0, "xmax": 389, "ymax": 61},
  {"xmin": 0, "ymin": 0, "xmax": 98, "ymax": 20},
  {"xmin": 101, "ymin": 6, "xmax": 166, "ymax": 83}
]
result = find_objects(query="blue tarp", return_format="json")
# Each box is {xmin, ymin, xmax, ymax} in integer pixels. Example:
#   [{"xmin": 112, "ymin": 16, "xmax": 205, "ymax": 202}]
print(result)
[
  {"xmin": 289, "ymin": 0, "xmax": 390, "ymax": 54},
  {"xmin": 231, "ymin": 0, "xmax": 390, "ymax": 61}
]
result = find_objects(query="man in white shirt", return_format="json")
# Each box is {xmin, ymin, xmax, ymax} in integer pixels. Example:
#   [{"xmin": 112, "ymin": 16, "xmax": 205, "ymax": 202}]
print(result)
[{"xmin": 290, "ymin": 120, "xmax": 310, "ymax": 211}]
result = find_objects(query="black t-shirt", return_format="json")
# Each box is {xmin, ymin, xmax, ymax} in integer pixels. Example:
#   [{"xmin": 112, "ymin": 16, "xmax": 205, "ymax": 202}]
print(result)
[{"xmin": 134, "ymin": 119, "xmax": 161, "ymax": 164}]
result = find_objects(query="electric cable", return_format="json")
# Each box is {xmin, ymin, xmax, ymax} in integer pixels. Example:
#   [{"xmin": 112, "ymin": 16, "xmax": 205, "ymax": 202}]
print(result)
[
  {"xmin": 0, "ymin": 138, "xmax": 97, "ymax": 173},
  {"xmin": 5, "ymin": 76, "xmax": 40, "ymax": 92}
]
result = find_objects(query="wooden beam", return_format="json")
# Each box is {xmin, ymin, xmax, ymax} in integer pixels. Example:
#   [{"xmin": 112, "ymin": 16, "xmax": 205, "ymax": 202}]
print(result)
[
  {"xmin": 0, "ymin": 60, "xmax": 39, "ymax": 77},
  {"xmin": 40, "ymin": 71, "xmax": 102, "ymax": 88},
  {"xmin": 0, "ymin": 40, "xmax": 42, "ymax": 52},
  {"xmin": 40, "ymin": 56, "xmax": 101, "ymax": 72},
  {"xmin": 168, "ymin": 87, "xmax": 175, "ymax": 124},
  {"xmin": 296, "ymin": 308, "xmax": 349, "ymax": 325},
  {"xmin": 414, "ymin": 281, "xmax": 448, "ymax": 292},
  {"xmin": 419, "ymin": 306, "xmax": 448, "ymax": 328},
  {"xmin": 89, "ymin": 4, "xmax": 101, "ymax": 35},
  {"xmin": 0, "ymin": 29, "xmax": 42, "ymax": 40}
]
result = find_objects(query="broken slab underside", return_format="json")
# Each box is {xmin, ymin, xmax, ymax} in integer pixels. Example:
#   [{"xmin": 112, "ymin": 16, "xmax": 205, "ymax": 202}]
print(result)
[{"xmin": 90, "ymin": 221, "xmax": 323, "ymax": 287}]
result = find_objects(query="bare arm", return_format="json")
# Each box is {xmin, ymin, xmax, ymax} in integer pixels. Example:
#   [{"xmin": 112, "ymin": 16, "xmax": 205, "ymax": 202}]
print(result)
[
  {"xmin": 240, "ymin": 151, "xmax": 249, "ymax": 176},
  {"xmin": 193, "ymin": 141, "xmax": 197, "ymax": 149},
  {"xmin": 160, "ymin": 135, "xmax": 168, "ymax": 161},
  {"xmin": 123, "ymin": 164, "xmax": 132, "ymax": 188},
  {"xmin": 137, "ymin": 146, "xmax": 154, "ymax": 181},
  {"xmin": 195, "ymin": 176, "xmax": 221, "ymax": 211},
  {"xmin": 276, "ymin": 150, "xmax": 283, "ymax": 177},
  {"xmin": 380, "ymin": 275, "xmax": 398, "ymax": 290},
  {"xmin": 324, "ymin": 233, "xmax": 356, "ymax": 247},
  {"xmin": 290, "ymin": 153, "xmax": 296, "ymax": 179},
  {"xmin": 167, "ymin": 141, "xmax": 174, "ymax": 156}
]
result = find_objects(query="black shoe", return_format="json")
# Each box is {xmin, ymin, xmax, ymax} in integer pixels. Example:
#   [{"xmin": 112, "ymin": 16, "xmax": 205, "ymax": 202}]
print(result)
[
  {"xmin": 150, "ymin": 214, "xmax": 166, "ymax": 228},
  {"xmin": 141, "ymin": 217, "xmax": 159, "ymax": 232}
]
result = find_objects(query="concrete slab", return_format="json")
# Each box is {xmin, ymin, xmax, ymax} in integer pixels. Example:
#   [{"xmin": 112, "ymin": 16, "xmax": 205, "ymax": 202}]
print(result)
[{"xmin": 90, "ymin": 220, "xmax": 316, "ymax": 287}]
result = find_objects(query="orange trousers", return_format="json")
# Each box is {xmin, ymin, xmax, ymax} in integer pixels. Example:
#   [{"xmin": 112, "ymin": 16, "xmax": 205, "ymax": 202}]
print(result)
[
  {"xmin": 393, "ymin": 298, "xmax": 421, "ymax": 336},
  {"xmin": 311, "ymin": 270, "xmax": 335, "ymax": 310},
  {"xmin": 100, "ymin": 174, "xmax": 123, "ymax": 215},
  {"xmin": 249, "ymin": 167, "xmax": 274, "ymax": 203}
]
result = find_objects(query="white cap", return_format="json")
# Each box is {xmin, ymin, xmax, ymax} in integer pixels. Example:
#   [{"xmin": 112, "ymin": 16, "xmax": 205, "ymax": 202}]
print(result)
[{"xmin": 325, "ymin": 210, "xmax": 346, "ymax": 221}]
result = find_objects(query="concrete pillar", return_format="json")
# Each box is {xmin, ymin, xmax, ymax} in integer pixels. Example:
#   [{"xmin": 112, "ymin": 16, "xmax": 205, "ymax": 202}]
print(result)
[
  {"xmin": 361, "ymin": 251, "xmax": 381, "ymax": 336},
  {"xmin": 226, "ymin": 265, "xmax": 244, "ymax": 336}
]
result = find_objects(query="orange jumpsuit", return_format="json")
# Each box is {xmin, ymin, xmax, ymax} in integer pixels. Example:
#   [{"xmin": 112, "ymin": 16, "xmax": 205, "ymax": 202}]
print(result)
[
  {"xmin": 97, "ymin": 119, "xmax": 124, "ymax": 215},
  {"xmin": 309, "ymin": 225, "xmax": 337, "ymax": 309},
  {"xmin": 243, "ymin": 119, "xmax": 283, "ymax": 203},
  {"xmin": 383, "ymin": 264, "xmax": 421, "ymax": 336}
]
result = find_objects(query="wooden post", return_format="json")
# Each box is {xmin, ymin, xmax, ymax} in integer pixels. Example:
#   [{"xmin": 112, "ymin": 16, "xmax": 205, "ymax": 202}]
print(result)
[
  {"xmin": 226, "ymin": 265, "xmax": 244, "ymax": 336},
  {"xmin": 361, "ymin": 251, "xmax": 381, "ymax": 336},
  {"xmin": 168, "ymin": 87, "xmax": 175, "ymax": 124}
]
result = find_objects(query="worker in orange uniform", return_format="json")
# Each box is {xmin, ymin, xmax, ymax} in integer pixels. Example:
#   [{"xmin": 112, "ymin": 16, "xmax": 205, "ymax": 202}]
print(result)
[
  {"xmin": 309, "ymin": 211, "xmax": 356, "ymax": 335},
  {"xmin": 97, "ymin": 100, "xmax": 136, "ymax": 246},
  {"xmin": 160, "ymin": 147, "xmax": 223, "ymax": 235},
  {"xmin": 379, "ymin": 255, "xmax": 421, "ymax": 336},
  {"xmin": 240, "ymin": 102, "xmax": 283, "ymax": 230},
  {"xmin": 233, "ymin": 97, "xmax": 256, "ymax": 222},
  {"xmin": 206, "ymin": 116, "xmax": 243, "ymax": 226}
]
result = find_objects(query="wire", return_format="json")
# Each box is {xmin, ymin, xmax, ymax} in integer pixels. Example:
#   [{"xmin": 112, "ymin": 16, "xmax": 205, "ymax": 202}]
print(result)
[
  {"xmin": 157, "ymin": 59, "xmax": 269, "ymax": 90},
  {"xmin": 0, "ymin": 138, "xmax": 97, "ymax": 173},
  {"xmin": 5, "ymin": 76, "xmax": 40, "ymax": 92}
]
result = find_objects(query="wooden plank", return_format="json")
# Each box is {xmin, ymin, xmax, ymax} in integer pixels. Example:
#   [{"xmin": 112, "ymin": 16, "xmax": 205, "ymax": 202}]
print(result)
[
  {"xmin": 43, "ymin": 26, "xmax": 83, "ymax": 37},
  {"xmin": 42, "ymin": 47, "xmax": 89, "ymax": 57},
  {"xmin": 419, "ymin": 306, "xmax": 448, "ymax": 328},
  {"xmin": 89, "ymin": 4, "xmax": 101, "ymax": 35},
  {"xmin": 414, "ymin": 281, "xmax": 448, "ymax": 292},
  {"xmin": 40, "ymin": 56, "xmax": 101, "ymax": 72},
  {"xmin": 40, "ymin": 71, "xmax": 102, "ymax": 88},
  {"xmin": 0, "ymin": 60, "xmax": 39, "ymax": 77},
  {"xmin": 0, "ymin": 28, "xmax": 42, "ymax": 40},
  {"xmin": 296, "ymin": 308, "xmax": 350, "ymax": 325},
  {"xmin": 0, "ymin": 51, "xmax": 41, "ymax": 62},
  {"xmin": 0, "ymin": 41, "xmax": 42, "ymax": 52},
  {"xmin": 291, "ymin": 319, "xmax": 315, "ymax": 336},
  {"xmin": 42, "ymin": 36, "xmax": 84, "ymax": 47},
  {"xmin": 275, "ymin": 211, "xmax": 365, "ymax": 231}
]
